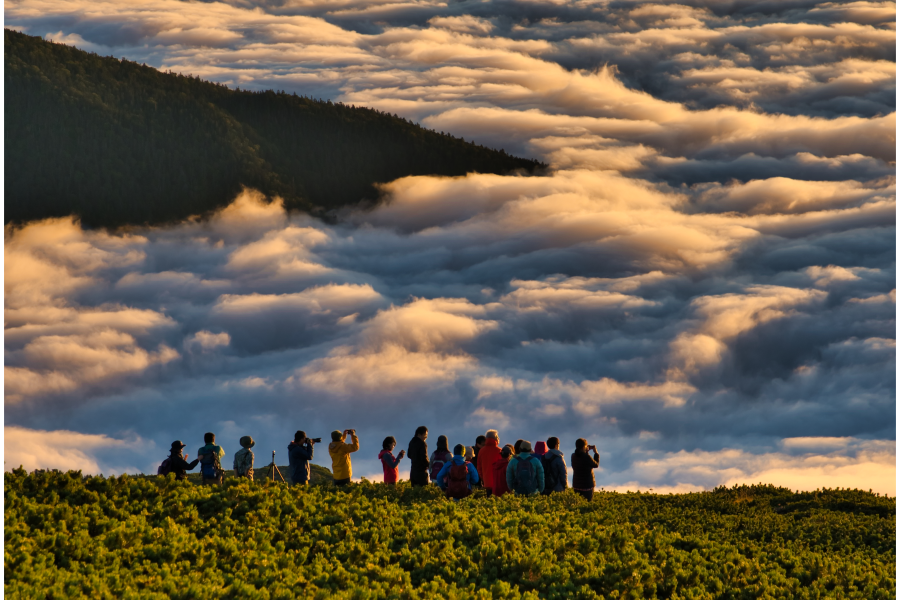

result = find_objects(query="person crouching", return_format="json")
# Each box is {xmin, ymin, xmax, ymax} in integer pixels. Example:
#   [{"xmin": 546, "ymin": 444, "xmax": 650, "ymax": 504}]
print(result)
[{"xmin": 435, "ymin": 443, "xmax": 479, "ymax": 499}]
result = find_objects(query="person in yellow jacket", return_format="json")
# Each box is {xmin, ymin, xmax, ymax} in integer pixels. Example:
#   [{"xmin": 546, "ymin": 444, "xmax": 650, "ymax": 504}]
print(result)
[{"xmin": 329, "ymin": 429, "xmax": 359, "ymax": 486}]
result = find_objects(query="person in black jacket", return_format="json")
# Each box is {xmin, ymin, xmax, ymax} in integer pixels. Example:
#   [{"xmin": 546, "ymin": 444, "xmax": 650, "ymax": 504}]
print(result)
[
  {"xmin": 408, "ymin": 426, "xmax": 429, "ymax": 486},
  {"xmin": 571, "ymin": 438, "xmax": 600, "ymax": 501},
  {"xmin": 541, "ymin": 436, "xmax": 568, "ymax": 495},
  {"xmin": 167, "ymin": 441, "xmax": 199, "ymax": 481}
]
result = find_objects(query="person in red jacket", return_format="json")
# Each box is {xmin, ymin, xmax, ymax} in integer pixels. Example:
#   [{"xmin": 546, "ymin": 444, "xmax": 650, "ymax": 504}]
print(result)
[
  {"xmin": 491, "ymin": 445, "xmax": 514, "ymax": 497},
  {"xmin": 476, "ymin": 429, "xmax": 503, "ymax": 494},
  {"xmin": 379, "ymin": 436, "xmax": 405, "ymax": 484}
]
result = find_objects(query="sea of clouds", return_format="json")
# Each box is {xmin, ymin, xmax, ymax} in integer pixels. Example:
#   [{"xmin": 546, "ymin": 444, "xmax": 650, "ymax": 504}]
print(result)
[{"xmin": 4, "ymin": 0, "xmax": 896, "ymax": 493}]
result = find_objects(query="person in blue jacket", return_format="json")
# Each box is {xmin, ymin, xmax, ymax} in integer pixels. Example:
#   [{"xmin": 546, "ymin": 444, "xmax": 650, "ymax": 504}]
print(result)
[
  {"xmin": 289, "ymin": 430, "xmax": 315, "ymax": 485},
  {"xmin": 435, "ymin": 443, "xmax": 479, "ymax": 498}
]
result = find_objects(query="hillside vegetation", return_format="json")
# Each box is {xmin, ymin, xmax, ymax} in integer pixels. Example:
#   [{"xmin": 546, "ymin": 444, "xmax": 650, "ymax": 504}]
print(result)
[
  {"xmin": 4, "ymin": 469, "xmax": 895, "ymax": 599},
  {"xmin": 178, "ymin": 464, "xmax": 333, "ymax": 486},
  {"xmin": 4, "ymin": 29, "xmax": 544, "ymax": 228}
]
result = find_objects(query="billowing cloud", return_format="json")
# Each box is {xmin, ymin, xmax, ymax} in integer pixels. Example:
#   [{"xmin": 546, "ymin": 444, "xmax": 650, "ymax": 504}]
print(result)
[
  {"xmin": 607, "ymin": 437, "xmax": 895, "ymax": 496},
  {"xmin": 3, "ymin": 0, "xmax": 894, "ymax": 493},
  {"xmin": 4, "ymin": 426, "xmax": 148, "ymax": 475}
]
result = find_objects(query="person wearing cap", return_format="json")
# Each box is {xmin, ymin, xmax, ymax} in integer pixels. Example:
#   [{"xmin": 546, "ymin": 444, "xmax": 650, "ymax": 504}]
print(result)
[
  {"xmin": 328, "ymin": 428, "xmax": 359, "ymax": 486},
  {"xmin": 506, "ymin": 440, "xmax": 544, "ymax": 496},
  {"xmin": 289, "ymin": 430, "xmax": 315, "ymax": 486},
  {"xmin": 167, "ymin": 441, "xmax": 199, "ymax": 481},
  {"xmin": 434, "ymin": 443, "xmax": 480, "ymax": 498},
  {"xmin": 233, "ymin": 436, "xmax": 255, "ymax": 480}
]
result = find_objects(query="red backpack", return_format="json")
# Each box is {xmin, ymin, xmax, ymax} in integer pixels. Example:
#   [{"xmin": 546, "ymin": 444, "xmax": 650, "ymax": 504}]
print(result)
[
  {"xmin": 430, "ymin": 450, "xmax": 452, "ymax": 482},
  {"xmin": 446, "ymin": 463, "xmax": 472, "ymax": 499}
]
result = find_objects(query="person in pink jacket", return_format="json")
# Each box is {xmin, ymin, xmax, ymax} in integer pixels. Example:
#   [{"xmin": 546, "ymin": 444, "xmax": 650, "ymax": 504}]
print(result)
[{"xmin": 379, "ymin": 436, "xmax": 405, "ymax": 484}]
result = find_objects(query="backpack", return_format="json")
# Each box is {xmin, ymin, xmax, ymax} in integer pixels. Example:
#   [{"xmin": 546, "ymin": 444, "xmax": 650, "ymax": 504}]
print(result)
[
  {"xmin": 157, "ymin": 457, "xmax": 173, "ymax": 476},
  {"xmin": 446, "ymin": 463, "xmax": 471, "ymax": 499},
  {"xmin": 542, "ymin": 453, "xmax": 562, "ymax": 492},
  {"xmin": 513, "ymin": 456, "xmax": 538, "ymax": 495},
  {"xmin": 199, "ymin": 446, "xmax": 224, "ymax": 479},
  {"xmin": 430, "ymin": 450, "xmax": 452, "ymax": 482}
]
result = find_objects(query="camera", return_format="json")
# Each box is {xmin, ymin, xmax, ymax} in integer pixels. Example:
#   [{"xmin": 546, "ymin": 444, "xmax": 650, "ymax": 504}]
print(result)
[{"xmin": 311, "ymin": 437, "xmax": 322, "ymax": 443}]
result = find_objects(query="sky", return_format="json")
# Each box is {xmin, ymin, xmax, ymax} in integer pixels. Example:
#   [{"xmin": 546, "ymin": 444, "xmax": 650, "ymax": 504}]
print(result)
[{"xmin": 4, "ymin": 0, "xmax": 896, "ymax": 494}]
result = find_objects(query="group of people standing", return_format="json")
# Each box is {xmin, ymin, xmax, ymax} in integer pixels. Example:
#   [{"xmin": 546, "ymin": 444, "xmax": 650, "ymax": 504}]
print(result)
[
  {"xmin": 160, "ymin": 427, "xmax": 602, "ymax": 500},
  {"xmin": 158, "ymin": 432, "xmax": 240, "ymax": 483},
  {"xmin": 383, "ymin": 427, "xmax": 602, "ymax": 500}
]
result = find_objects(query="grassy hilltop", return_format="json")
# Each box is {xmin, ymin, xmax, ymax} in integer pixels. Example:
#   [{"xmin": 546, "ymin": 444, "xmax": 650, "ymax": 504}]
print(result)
[
  {"xmin": 5, "ymin": 29, "xmax": 544, "ymax": 228},
  {"xmin": 178, "ymin": 463, "xmax": 333, "ymax": 486},
  {"xmin": 4, "ymin": 469, "xmax": 895, "ymax": 599}
]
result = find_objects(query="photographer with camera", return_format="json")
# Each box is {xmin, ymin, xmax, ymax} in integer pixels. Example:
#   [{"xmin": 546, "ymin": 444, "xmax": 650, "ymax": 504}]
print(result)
[
  {"xmin": 289, "ymin": 431, "xmax": 319, "ymax": 486},
  {"xmin": 571, "ymin": 438, "xmax": 600, "ymax": 501},
  {"xmin": 329, "ymin": 428, "xmax": 359, "ymax": 486},
  {"xmin": 379, "ymin": 436, "xmax": 405, "ymax": 485}
]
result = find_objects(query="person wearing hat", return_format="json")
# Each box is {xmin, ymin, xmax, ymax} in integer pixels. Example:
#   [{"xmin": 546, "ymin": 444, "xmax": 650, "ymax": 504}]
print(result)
[
  {"xmin": 233, "ymin": 436, "xmax": 256, "ymax": 480},
  {"xmin": 166, "ymin": 441, "xmax": 199, "ymax": 481},
  {"xmin": 505, "ymin": 440, "xmax": 544, "ymax": 496},
  {"xmin": 328, "ymin": 428, "xmax": 359, "ymax": 486}
]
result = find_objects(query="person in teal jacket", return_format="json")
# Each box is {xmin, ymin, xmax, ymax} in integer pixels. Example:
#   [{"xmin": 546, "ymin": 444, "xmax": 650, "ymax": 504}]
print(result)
[
  {"xmin": 197, "ymin": 432, "xmax": 226, "ymax": 485},
  {"xmin": 506, "ymin": 440, "xmax": 544, "ymax": 495}
]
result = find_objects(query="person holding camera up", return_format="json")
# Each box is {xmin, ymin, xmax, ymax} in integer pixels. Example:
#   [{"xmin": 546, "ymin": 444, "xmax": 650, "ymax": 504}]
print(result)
[
  {"xmin": 379, "ymin": 436, "xmax": 405, "ymax": 484},
  {"xmin": 571, "ymin": 438, "xmax": 600, "ymax": 501},
  {"xmin": 329, "ymin": 428, "xmax": 359, "ymax": 486},
  {"xmin": 289, "ymin": 431, "xmax": 318, "ymax": 486}
]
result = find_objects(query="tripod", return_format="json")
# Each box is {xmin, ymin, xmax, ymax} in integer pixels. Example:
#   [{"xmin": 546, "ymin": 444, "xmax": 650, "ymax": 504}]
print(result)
[{"xmin": 264, "ymin": 450, "xmax": 287, "ymax": 483}]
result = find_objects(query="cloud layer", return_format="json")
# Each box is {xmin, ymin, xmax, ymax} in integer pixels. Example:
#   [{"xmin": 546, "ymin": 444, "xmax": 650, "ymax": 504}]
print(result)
[{"xmin": 4, "ymin": 0, "xmax": 895, "ymax": 492}]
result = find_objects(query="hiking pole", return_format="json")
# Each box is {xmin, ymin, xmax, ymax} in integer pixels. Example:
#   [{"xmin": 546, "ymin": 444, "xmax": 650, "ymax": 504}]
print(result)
[{"xmin": 265, "ymin": 450, "xmax": 286, "ymax": 483}]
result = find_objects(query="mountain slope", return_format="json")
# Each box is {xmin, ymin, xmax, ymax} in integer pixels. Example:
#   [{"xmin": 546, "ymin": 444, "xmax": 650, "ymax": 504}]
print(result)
[{"xmin": 4, "ymin": 29, "xmax": 544, "ymax": 228}]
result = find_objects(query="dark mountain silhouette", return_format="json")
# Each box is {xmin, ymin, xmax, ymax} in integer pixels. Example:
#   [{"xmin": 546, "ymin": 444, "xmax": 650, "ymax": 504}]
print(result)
[{"xmin": 4, "ymin": 29, "xmax": 545, "ymax": 228}]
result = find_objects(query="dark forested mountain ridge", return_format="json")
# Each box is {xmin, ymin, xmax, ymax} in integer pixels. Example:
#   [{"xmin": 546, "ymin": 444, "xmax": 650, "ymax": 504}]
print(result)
[{"xmin": 5, "ymin": 29, "xmax": 545, "ymax": 228}]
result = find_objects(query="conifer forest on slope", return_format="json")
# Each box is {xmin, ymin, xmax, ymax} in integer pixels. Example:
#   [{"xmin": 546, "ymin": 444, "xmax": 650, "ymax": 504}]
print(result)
[
  {"xmin": 4, "ymin": 29, "xmax": 544, "ymax": 228},
  {"xmin": 4, "ymin": 470, "xmax": 895, "ymax": 599}
]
